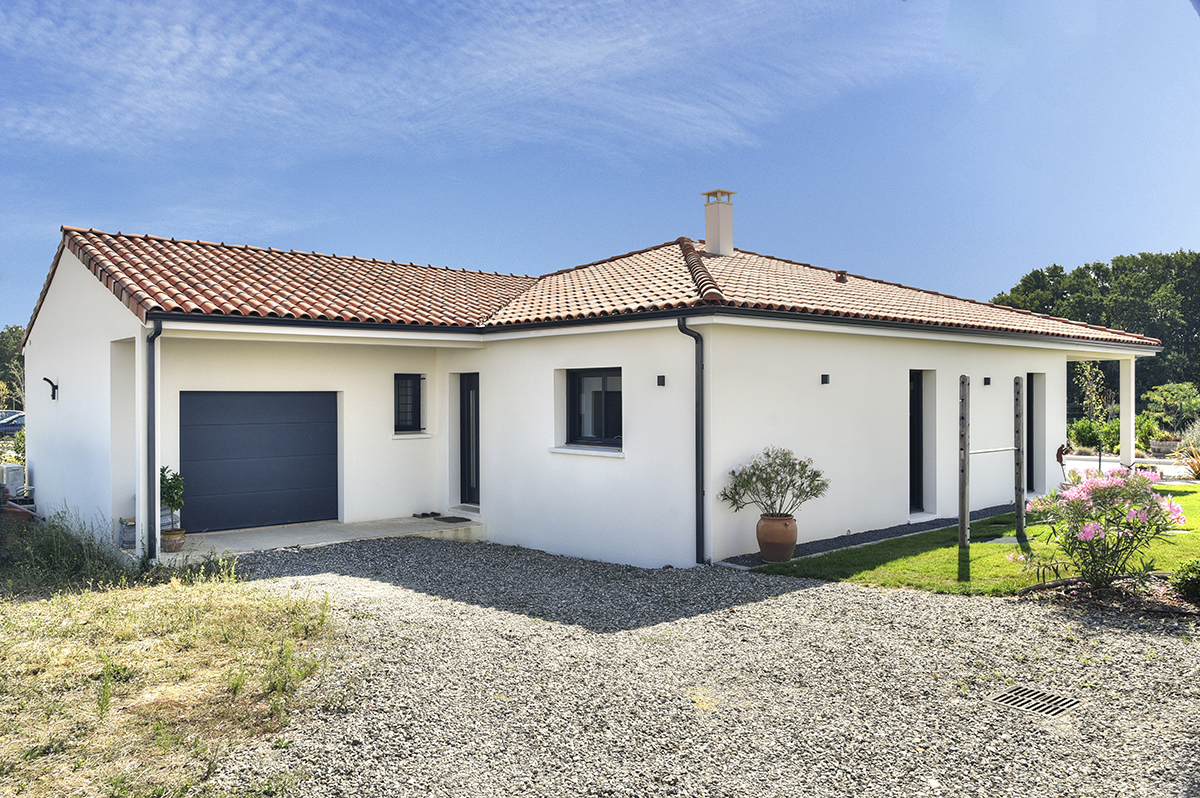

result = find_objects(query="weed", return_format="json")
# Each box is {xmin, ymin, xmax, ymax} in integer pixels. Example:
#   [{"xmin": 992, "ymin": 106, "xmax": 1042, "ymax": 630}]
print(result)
[
  {"xmin": 23, "ymin": 738, "xmax": 68, "ymax": 759},
  {"xmin": 227, "ymin": 666, "xmax": 248, "ymax": 697},
  {"xmin": 96, "ymin": 670, "xmax": 112, "ymax": 719}
]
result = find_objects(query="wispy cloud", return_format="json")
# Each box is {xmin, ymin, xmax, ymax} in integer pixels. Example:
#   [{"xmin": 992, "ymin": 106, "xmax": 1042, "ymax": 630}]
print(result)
[{"xmin": 0, "ymin": 0, "xmax": 967, "ymax": 156}]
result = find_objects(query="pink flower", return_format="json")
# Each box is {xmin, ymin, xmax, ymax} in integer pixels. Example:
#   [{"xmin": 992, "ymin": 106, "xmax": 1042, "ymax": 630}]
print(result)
[
  {"xmin": 1126, "ymin": 507, "xmax": 1148, "ymax": 523},
  {"xmin": 1077, "ymin": 523, "xmax": 1103, "ymax": 542}
]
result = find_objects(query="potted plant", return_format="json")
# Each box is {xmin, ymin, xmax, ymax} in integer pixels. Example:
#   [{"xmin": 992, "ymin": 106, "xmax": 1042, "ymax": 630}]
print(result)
[
  {"xmin": 719, "ymin": 446, "xmax": 830, "ymax": 562},
  {"xmin": 160, "ymin": 466, "xmax": 186, "ymax": 553}
]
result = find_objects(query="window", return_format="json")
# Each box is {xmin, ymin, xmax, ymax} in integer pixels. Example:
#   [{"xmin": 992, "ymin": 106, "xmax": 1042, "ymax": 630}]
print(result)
[
  {"xmin": 394, "ymin": 374, "xmax": 423, "ymax": 433},
  {"xmin": 568, "ymin": 368, "xmax": 621, "ymax": 447}
]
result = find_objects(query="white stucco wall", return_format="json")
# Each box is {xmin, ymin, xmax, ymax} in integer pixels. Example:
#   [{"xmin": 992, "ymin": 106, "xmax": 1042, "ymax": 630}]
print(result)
[
  {"xmin": 23, "ymin": 250, "xmax": 144, "ymax": 543},
  {"xmin": 703, "ymin": 318, "xmax": 1078, "ymax": 562},
  {"xmin": 441, "ymin": 322, "xmax": 698, "ymax": 568},
  {"xmin": 156, "ymin": 335, "xmax": 452, "ymax": 525}
]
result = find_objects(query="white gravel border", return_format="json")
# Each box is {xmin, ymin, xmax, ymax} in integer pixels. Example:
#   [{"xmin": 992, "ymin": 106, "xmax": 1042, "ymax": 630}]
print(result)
[{"xmin": 209, "ymin": 537, "xmax": 1200, "ymax": 798}]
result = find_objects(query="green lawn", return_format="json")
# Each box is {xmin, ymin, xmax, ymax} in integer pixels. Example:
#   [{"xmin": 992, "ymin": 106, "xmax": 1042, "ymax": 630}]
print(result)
[{"xmin": 756, "ymin": 485, "xmax": 1200, "ymax": 596}]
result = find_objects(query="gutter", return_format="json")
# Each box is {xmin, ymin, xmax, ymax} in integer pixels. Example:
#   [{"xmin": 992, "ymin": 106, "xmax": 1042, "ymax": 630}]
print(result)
[
  {"xmin": 676, "ymin": 317, "xmax": 707, "ymax": 565},
  {"xmin": 146, "ymin": 320, "xmax": 162, "ymax": 561}
]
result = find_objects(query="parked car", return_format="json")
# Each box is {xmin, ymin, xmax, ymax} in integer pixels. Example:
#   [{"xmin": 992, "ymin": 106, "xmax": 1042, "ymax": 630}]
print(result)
[
  {"xmin": 0, "ymin": 413, "xmax": 25, "ymax": 437},
  {"xmin": 0, "ymin": 410, "xmax": 20, "ymax": 423}
]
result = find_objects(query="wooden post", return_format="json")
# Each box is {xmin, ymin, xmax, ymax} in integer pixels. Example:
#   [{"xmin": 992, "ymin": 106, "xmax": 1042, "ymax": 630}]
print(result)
[
  {"xmin": 1014, "ymin": 376, "xmax": 1026, "ymax": 544},
  {"xmin": 958, "ymin": 375, "xmax": 970, "ymax": 582}
]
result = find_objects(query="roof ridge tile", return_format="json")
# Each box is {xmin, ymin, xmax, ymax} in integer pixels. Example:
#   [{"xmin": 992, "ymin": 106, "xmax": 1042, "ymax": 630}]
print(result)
[{"xmin": 676, "ymin": 237, "xmax": 726, "ymax": 303}]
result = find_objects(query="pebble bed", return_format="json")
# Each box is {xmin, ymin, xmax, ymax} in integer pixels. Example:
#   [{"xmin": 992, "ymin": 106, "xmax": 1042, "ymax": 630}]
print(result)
[
  {"xmin": 210, "ymin": 537, "xmax": 1200, "ymax": 798},
  {"xmin": 721, "ymin": 505, "xmax": 1015, "ymax": 568}
]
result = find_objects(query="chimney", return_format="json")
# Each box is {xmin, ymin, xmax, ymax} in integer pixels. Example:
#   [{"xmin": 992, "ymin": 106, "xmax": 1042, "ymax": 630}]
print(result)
[{"xmin": 702, "ymin": 190, "xmax": 735, "ymax": 256}]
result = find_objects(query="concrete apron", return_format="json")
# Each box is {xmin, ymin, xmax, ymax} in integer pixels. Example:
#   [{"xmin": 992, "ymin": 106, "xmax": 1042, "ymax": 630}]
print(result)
[{"xmin": 159, "ymin": 512, "xmax": 487, "ymax": 567}]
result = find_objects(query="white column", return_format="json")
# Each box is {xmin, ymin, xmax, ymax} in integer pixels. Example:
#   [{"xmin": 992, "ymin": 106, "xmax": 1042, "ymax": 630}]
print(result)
[{"xmin": 1120, "ymin": 358, "xmax": 1135, "ymax": 466}]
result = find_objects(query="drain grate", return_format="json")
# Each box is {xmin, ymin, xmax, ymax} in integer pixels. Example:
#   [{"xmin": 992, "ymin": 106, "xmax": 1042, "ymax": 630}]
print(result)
[{"xmin": 986, "ymin": 685, "xmax": 1082, "ymax": 717}]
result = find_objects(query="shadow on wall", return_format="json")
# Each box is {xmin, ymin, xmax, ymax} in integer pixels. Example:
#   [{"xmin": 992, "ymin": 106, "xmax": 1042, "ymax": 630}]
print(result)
[{"xmin": 236, "ymin": 536, "xmax": 821, "ymax": 633}]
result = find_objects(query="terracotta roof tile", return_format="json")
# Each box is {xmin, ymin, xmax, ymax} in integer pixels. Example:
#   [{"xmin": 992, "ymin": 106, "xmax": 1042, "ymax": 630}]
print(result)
[
  {"xmin": 696, "ymin": 243, "xmax": 1157, "ymax": 346},
  {"xmin": 22, "ymin": 228, "xmax": 1158, "ymax": 350},
  {"xmin": 39, "ymin": 227, "xmax": 538, "ymax": 328}
]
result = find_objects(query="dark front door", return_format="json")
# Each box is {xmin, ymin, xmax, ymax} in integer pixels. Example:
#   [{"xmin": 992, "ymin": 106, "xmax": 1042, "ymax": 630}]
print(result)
[
  {"xmin": 459, "ymin": 373, "xmax": 480, "ymax": 505},
  {"xmin": 909, "ymin": 370, "xmax": 923, "ymax": 512},
  {"xmin": 1027, "ymin": 372, "xmax": 1036, "ymax": 491},
  {"xmin": 179, "ymin": 391, "xmax": 337, "ymax": 532}
]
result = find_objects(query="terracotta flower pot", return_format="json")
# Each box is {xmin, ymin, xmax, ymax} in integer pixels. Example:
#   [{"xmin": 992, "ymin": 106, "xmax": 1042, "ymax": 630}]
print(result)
[
  {"xmin": 756, "ymin": 514, "xmax": 797, "ymax": 562},
  {"xmin": 161, "ymin": 528, "xmax": 185, "ymax": 553}
]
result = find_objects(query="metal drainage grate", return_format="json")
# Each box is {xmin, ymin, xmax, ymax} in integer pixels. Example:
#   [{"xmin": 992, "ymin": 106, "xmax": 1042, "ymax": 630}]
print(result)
[{"xmin": 986, "ymin": 685, "xmax": 1083, "ymax": 717}]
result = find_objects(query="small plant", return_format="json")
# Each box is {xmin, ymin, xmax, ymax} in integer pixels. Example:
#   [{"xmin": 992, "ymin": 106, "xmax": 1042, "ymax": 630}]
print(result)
[
  {"xmin": 1174, "ymin": 445, "xmax": 1200, "ymax": 480},
  {"xmin": 160, "ymin": 466, "xmax": 185, "ymax": 530},
  {"xmin": 1026, "ymin": 468, "xmax": 1186, "ymax": 589},
  {"xmin": 1172, "ymin": 558, "xmax": 1200, "ymax": 602},
  {"xmin": 718, "ymin": 446, "xmax": 829, "ymax": 517}
]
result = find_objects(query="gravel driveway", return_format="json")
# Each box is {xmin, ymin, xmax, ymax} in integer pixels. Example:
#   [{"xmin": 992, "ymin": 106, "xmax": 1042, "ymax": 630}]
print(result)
[{"xmin": 210, "ymin": 537, "xmax": 1199, "ymax": 798}]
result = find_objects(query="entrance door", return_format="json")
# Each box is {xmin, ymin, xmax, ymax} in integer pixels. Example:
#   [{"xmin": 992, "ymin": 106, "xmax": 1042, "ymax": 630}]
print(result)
[
  {"xmin": 909, "ymin": 370, "xmax": 923, "ymax": 512},
  {"xmin": 1026, "ymin": 372, "xmax": 1036, "ymax": 491},
  {"xmin": 459, "ymin": 373, "xmax": 480, "ymax": 505}
]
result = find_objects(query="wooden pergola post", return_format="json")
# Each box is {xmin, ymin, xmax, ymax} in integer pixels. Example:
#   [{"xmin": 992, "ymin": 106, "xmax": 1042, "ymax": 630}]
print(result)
[
  {"xmin": 958, "ymin": 375, "xmax": 970, "ymax": 582},
  {"xmin": 1014, "ymin": 376, "xmax": 1026, "ymax": 545}
]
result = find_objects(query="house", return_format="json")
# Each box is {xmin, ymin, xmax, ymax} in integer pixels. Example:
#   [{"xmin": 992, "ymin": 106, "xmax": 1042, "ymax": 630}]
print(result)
[{"xmin": 21, "ymin": 192, "xmax": 1159, "ymax": 567}]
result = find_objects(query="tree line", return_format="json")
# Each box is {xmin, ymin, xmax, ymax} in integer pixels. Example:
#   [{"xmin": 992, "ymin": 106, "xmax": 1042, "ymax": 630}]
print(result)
[
  {"xmin": 0, "ymin": 325, "xmax": 24, "ymax": 410},
  {"xmin": 991, "ymin": 250, "xmax": 1200, "ymax": 405}
]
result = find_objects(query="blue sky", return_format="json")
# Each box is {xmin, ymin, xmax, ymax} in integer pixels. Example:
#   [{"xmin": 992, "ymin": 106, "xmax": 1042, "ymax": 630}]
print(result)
[{"xmin": 2, "ymin": 0, "xmax": 1198, "ymax": 328}]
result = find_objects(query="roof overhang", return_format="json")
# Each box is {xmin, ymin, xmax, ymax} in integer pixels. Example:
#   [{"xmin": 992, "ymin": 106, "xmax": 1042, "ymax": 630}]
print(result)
[{"xmin": 142, "ymin": 306, "xmax": 1161, "ymax": 356}]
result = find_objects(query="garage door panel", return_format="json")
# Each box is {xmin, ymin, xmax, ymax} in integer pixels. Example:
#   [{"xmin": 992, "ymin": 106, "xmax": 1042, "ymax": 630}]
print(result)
[
  {"xmin": 180, "ymin": 422, "xmax": 337, "ymax": 462},
  {"xmin": 179, "ymin": 391, "xmax": 337, "ymax": 532},
  {"xmin": 183, "ymin": 454, "xmax": 338, "ymax": 496},
  {"xmin": 182, "ymin": 487, "xmax": 339, "ymax": 533},
  {"xmin": 180, "ymin": 391, "xmax": 336, "ymax": 426}
]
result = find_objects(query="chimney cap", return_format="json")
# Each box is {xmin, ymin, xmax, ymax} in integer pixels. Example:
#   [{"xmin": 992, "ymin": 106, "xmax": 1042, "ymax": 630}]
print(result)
[{"xmin": 701, "ymin": 190, "xmax": 736, "ymax": 203}]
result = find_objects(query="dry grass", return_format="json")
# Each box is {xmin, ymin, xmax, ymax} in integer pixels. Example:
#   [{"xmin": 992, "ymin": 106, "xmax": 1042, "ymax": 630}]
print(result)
[{"xmin": 0, "ymin": 554, "xmax": 331, "ymax": 797}]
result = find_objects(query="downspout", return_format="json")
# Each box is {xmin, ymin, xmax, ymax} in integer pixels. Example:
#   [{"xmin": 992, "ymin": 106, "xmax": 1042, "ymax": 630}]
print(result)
[
  {"xmin": 146, "ymin": 320, "xmax": 162, "ymax": 561},
  {"xmin": 677, "ymin": 317, "xmax": 707, "ymax": 565}
]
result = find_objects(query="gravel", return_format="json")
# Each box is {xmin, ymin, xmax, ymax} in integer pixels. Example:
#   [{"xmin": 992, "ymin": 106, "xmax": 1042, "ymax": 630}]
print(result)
[{"xmin": 208, "ymin": 536, "xmax": 1200, "ymax": 798}]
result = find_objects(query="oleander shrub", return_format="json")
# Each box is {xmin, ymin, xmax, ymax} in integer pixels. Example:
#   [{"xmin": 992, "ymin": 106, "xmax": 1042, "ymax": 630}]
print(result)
[{"xmin": 1026, "ymin": 468, "xmax": 1186, "ymax": 589}]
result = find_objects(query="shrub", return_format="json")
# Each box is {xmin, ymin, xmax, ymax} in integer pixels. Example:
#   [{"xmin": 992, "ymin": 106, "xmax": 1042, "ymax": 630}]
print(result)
[
  {"xmin": 1136, "ymin": 413, "xmax": 1163, "ymax": 451},
  {"xmin": 1172, "ymin": 558, "xmax": 1200, "ymax": 602},
  {"xmin": 718, "ymin": 446, "xmax": 829, "ymax": 516},
  {"xmin": 1181, "ymin": 418, "xmax": 1200, "ymax": 449},
  {"xmin": 1100, "ymin": 418, "xmax": 1121, "ymax": 454},
  {"xmin": 1069, "ymin": 418, "xmax": 1102, "ymax": 449},
  {"xmin": 1026, "ymin": 468, "xmax": 1185, "ymax": 589}
]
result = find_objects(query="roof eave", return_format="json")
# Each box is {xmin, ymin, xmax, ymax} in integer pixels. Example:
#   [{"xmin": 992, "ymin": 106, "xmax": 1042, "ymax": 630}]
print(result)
[{"xmin": 141, "ymin": 305, "xmax": 1160, "ymax": 352}]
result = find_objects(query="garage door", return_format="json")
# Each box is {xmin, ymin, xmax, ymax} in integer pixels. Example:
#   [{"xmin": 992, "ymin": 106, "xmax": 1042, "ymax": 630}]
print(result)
[{"xmin": 179, "ymin": 391, "xmax": 337, "ymax": 532}]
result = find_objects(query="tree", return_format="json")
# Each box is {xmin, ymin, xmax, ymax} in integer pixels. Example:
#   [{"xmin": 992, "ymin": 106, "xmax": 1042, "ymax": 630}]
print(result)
[
  {"xmin": 993, "ymin": 251, "xmax": 1200, "ymax": 404},
  {"xmin": 0, "ymin": 326, "xmax": 23, "ymax": 410}
]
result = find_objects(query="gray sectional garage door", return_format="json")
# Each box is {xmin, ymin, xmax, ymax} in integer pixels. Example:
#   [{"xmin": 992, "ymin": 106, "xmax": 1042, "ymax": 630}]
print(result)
[{"xmin": 179, "ymin": 391, "xmax": 337, "ymax": 532}]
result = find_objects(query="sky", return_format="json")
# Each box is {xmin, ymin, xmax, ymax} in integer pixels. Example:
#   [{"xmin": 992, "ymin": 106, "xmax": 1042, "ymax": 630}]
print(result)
[{"xmin": 2, "ymin": 0, "xmax": 1199, "ymax": 329}]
